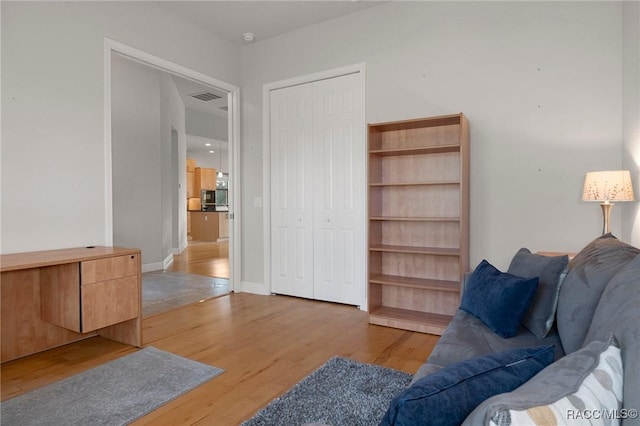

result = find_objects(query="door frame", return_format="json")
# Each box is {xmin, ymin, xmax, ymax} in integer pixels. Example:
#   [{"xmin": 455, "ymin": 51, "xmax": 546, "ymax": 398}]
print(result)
[
  {"xmin": 104, "ymin": 38, "xmax": 241, "ymax": 291},
  {"xmin": 262, "ymin": 63, "xmax": 366, "ymax": 308}
]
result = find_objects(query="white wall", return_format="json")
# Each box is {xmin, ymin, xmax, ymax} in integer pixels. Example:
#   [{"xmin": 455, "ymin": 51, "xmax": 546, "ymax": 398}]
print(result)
[
  {"xmin": 111, "ymin": 55, "xmax": 187, "ymax": 270},
  {"xmin": 111, "ymin": 55, "xmax": 163, "ymax": 265},
  {"xmin": 1, "ymin": 1, "xmax": 634, "ymax": 294},
  {"xmin": 622, "ymin": 1, "xmax": 640, "ymax": 247},
  {"xmin": 160, "ymin": 71, "xmax": 187, "ymax": 259},
  {"xmin": 241, "ymin": 1, "xmax": 625, "ymax": 289},
  {"xmin": 1, "ymin": 1, "xmax": 239, "ymax": 254}
]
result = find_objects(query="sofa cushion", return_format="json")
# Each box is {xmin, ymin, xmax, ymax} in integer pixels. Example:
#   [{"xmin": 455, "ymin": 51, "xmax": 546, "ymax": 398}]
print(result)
[
  {"xmin": 556, "ymin": 234, "xmax": 640, "ymax": 354},
  {"xmin": 414, "ymin": 309, "xmax": 565, "ymax": 385},
  {"xmin": 584, "ymin": 253, "xmax": 640, "ymax": 423},
  {"xmin": 462, "ymin": 337, "xmax": 621, "ymax": 426},
  {"xmin": 380, "ymin": 346, "xmax": 555, "ymax": 426},
  {"xmin": 460, "ymin": 260, "xmax": 539, "ymax": 338},
  {"xmin": 507, "ymin": 248, "xmax": 569, "ymax": 339},
  {"xmin": 410, "ymin": 363, "xmax": 444, "ymax": 386}
]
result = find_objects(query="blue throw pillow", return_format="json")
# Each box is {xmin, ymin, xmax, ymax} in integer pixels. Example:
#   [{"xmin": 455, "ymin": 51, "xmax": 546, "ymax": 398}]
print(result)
[
  {"xmin": 379, "ymin": 345, "xmax": 555, "ymax": 426},
  {"xmin": 460, "ymin": 259, "xmax": 539, "ymax": 338}
]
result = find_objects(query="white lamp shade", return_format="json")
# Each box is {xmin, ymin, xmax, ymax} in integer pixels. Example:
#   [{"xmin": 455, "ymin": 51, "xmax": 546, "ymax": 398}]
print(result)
[{"xmin": 582, "ymin": 170, "xmax": 635, "ymax": 202}]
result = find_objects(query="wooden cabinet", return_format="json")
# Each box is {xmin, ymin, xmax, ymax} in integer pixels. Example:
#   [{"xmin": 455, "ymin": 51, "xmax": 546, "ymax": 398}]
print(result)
[
  {"xmin": 187, "ymin": 158, "xmax": 196, "ymax": 172},
  {"xmin": 187, "ymin": 158, "xmax": 197, "ymax": 198},
  {"xmin": 40, "ymin": 254, "xmax": 139, "ymax": 333},
  {"xmin": 187, "ymin": 197, "xmax": 201, "ymax": 212},
  {"xmin": 187, "ymin": 171, "xmax": 195, "ymax": 198},
  {"xmin": 368, "ymin": 113, "xmax": 469, "ymax": 335},
  {"xmin": 190, "ymin": 212, "xmax": 219, "ymax": 242},
  {"xmin": 40, "ymin": 252, "xmax": 140, "ymax": 334},
  {"xmin": 190, "ymin": 212, "xmax": 229, "ymax": 241},
  {"xmin": 195, "ymin": 167, "xmax": 217, "ymax": 191},
  {"xmin": 1, "ymin": 247, "xmax": 142, "ymax": 362}
]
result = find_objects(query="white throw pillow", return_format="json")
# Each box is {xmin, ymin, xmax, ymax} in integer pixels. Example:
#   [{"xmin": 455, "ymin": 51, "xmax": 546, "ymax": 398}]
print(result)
[{"xmin": 489, "ymin": 343, "xmax": 623, "ymax": 426}]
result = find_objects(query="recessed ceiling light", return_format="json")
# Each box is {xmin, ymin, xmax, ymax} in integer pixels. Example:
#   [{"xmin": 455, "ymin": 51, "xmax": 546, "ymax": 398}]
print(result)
[
  {"xmin": 205, "ymin": 143, "xmax": 211, "ymax": 147},
  {"xmin": 209, "ymin": 150, "xmax": 215, "ymax": 154},
  {"xmin": 242, "ymin": 32, "xmax": 255, "ymax": 42}
]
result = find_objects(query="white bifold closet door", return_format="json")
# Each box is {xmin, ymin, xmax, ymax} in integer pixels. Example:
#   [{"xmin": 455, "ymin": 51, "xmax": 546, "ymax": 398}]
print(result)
[{"xmin": 270, "ymin": 72, "xmax": 364, "ymax": 306}]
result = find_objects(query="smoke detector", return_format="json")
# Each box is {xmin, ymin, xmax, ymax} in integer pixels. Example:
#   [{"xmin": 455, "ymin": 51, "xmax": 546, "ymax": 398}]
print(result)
[{"xmin": 242, "ymin": 32, "xmax": 255, "ymax": 42}]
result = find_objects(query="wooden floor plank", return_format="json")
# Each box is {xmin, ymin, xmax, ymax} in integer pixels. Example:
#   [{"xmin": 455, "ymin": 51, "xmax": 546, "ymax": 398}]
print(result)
[
  {"xmin": 169, "ymin": 241, "xmax": 229, "ymax": 279},
  {"xmin": 1, "ymin": 292, "xmax": 439, "ymax": 425}
]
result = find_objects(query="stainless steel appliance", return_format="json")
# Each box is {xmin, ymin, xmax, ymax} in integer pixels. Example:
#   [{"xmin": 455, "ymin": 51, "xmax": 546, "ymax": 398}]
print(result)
[
  {"xmin": 215, "ymin": 175, "xmax": 229, "ymax": 211},
  {"xmin": 201, "ymin": 187, "xmax": 228, "ymax": 212},
  {"xmin": 201, "ymin": 190, "xmax": 216, "ymax": 212},
  {"xmin": 214, "ymin": 189, "xmax": 228, "ymax": 211}
]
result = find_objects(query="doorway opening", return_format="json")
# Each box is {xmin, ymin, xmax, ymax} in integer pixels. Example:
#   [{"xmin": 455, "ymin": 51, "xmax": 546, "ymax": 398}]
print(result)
[{"xmin": 105, "ymin": 39, "xmax": 240, "ymax": 317}]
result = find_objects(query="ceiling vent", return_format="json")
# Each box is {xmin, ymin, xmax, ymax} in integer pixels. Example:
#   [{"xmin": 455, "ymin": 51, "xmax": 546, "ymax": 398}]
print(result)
[{"xmin": 190, "ymin": 91, "xmax": 222, "ymax": 102}]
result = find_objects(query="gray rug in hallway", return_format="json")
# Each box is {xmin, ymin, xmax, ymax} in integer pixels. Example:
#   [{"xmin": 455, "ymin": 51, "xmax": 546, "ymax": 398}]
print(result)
[
  {"xmin": 142, "ymin": 270, "xmax": 229, "ymax": 317},
  {"xmin": 0, "ymin": 347, "xmax": 224, "ymax": 426},
  {"xmin": 242, "ymin": 356, "xmax": 411, "ymax": 426}
]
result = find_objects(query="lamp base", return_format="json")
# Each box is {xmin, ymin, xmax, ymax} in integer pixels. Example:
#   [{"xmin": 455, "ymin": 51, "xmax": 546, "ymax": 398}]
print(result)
[{"xmin": 600, "ymin": 202, "xmax": 614, "ymax": 235}]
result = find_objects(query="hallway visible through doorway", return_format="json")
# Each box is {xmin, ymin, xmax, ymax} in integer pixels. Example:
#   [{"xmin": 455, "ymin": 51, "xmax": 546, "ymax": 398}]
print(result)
[
  {"xmin": 169, "ymin": 241, "xmax": 229, "ymax": 279},
  {"xmin": 142, "ymin": 241, "xmax": 230, "ymax": 317}
]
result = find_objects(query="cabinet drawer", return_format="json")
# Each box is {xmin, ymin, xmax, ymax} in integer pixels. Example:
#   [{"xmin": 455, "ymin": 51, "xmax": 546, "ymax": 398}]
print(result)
[
  {"xmin": 81, "ymin": 254, "xmax": 138, "ymax": 284},
  {"xmin": 81, "ymin": 276, "xmax": 139, "ymax": 332}
]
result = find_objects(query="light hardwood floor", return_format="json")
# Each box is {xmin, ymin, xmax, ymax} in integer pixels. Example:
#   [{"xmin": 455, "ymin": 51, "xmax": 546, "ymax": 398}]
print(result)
[
  {"xmin": 169, "ymin": 241, "xmax": 229, "ymax": 279},
  {"xmin": 1, "ymin": 293, "xmax": 439, "ymax": 425}
]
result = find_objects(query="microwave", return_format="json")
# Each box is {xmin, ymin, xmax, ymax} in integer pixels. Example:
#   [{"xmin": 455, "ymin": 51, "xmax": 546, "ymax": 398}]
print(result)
[
  {"xmin": 200, "ymin": 189, "xmax": 228, "ymax": 212},
  {"xmin": 201, "ymin": 190, "xmax": 216, "ymax": 211}
]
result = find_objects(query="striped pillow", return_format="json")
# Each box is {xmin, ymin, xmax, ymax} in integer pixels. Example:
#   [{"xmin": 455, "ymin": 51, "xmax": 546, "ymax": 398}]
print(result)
[{"xmin": 489, "ymin": 343, "xmax": 622, "ymax": 426}]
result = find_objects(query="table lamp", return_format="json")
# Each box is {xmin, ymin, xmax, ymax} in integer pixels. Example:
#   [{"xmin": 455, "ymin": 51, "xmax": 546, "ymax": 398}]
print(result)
[{"xmin": 582, "ymin": 170, "xmax": 635, "ymax": 234}]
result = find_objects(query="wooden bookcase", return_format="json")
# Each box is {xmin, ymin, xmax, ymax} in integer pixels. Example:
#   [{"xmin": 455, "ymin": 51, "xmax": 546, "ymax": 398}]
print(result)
[{"xmin": 368, "ymin": 113, "xmax": 469, "ymax": 335}]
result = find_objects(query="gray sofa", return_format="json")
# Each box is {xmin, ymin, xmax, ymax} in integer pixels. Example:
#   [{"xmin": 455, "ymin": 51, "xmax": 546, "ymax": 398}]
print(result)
[{"xmin": 411, "ymin": 234, "xmax": 640, "ymax": 425}]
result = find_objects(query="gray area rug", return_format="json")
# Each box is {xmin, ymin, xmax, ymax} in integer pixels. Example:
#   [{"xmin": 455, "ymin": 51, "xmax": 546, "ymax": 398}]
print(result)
[
  {"xmin": 1, "ymin": 346, "xmax": 224, "ymax": 425},
  {"xmin": 242, "ymin": 356, "xmax": 411, "ymax": 426}
]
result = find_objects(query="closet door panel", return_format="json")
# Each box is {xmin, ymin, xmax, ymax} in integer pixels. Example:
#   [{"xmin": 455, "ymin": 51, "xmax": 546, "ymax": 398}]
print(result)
[
  {"xmin": 312, "ymin": 73, "xmax": 364, "ymax": 305},
  {"xmin": 270, "ymin": 84, "xmax": 314, "ymax": 298}
]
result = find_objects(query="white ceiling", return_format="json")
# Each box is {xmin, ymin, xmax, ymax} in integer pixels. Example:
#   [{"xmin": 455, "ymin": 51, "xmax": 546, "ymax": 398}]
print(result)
[
  {"xmin": 155, "ymin": 1, "xmax": 384, "ymax": 45},
  {"xmin": 170, "ymin": 74, "xmax": 228, "ymax": 116},
  {"xmin": 168, "ymin": 73, "xmax": 229, "ymax": 155}
]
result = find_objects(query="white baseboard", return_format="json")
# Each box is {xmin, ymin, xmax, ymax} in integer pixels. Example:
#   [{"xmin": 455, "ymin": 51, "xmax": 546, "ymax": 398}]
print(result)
[
  {"xmin": 240, "ymin": 280, "xmax": 270, "ymax": 295},
  {"xmin": 142, "ymin": 254, "xmax": 174, "ymax": 273},
  {"xmin": 142, "ymin": 262, "xmax": 164, "ymax": 273},
  {"xmin": 174, "ymin": 241, "xmax": 188, "ymax": 254},
  {"xmin": 239, "ymin": 281, "xmax": 367, "ymax": 309},
  {"xmin": 163, "ymin": 253, "xmax": 174, "ymax": 269}
]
